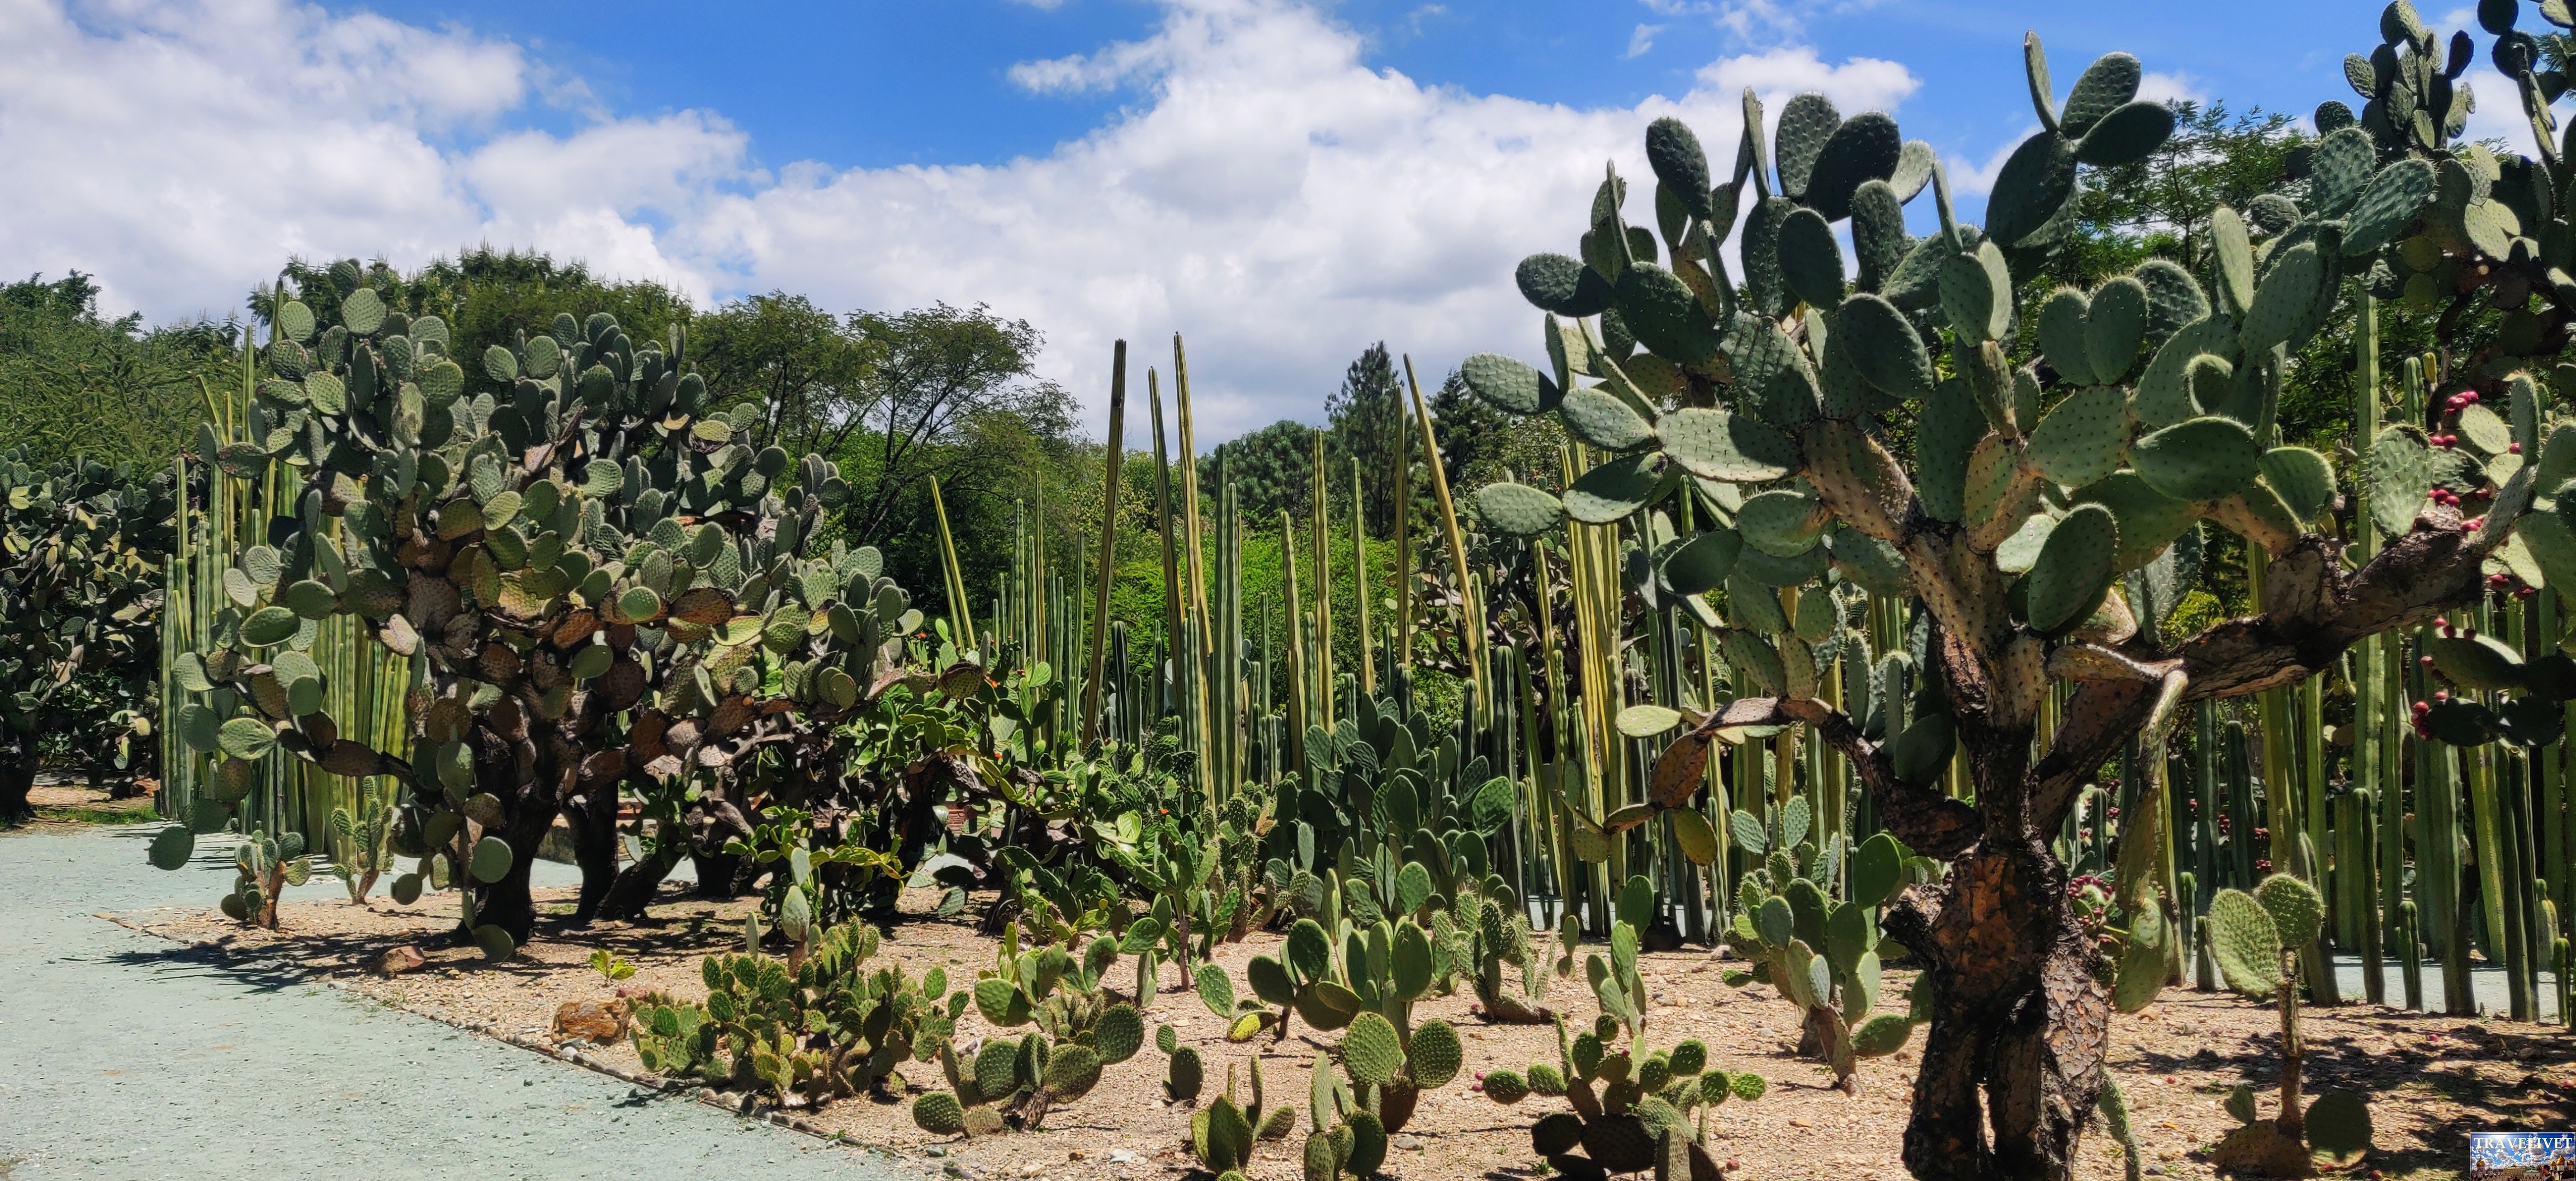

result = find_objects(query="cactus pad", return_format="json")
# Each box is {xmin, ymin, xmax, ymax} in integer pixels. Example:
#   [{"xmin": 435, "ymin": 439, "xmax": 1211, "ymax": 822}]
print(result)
[
  {"xmin": 2060, "ymin": 52, "xmax": 2142, "ymax": 135},
  {"xmin": 1659, "ymin": 526, "xmax": 1742, "ymax": 594},
  {"xmin": 1940, "ymin": 240, "xmax": 2016, "ymax": 341},
  {"xmin": 2073, "ymin": 101, "xmax": 2176, "ymax": 167},
  {"xmin": 1343, "ymin": 1109, "xmax": 1388, "ymax": 1176},
  {"xmin": 1461, "ymin": 352, "xmax": 1564, "ymax": 415},
  {"xmin": 1778, "ymin": 209, "xmax": 1846, "ymax": 310},
  {"xmin": 1831, "ymin": 292, "xmax": 1935, "ymax": 403},
  {"xmin": 911, "ymin": 1091, "xmax": 967, "ymax": 1136},
  {"xmin": 2083, "ymin": 276, "xmax": 2150, "ymax": 382},
  {"xmin": 1408, "ymin": 1019, "xmax": 1462, "ymax": 1088},
  {"xmin": 2026, "ymin": 385, "xmax": 2134, "ymax": 489},
  {"xmin": 1562, "ymin": 453, "xmax": 1671, "ymax": 524},
  {"xmin": 2253, "ymin": 873, "xmax": 2325, "ymax": 949},
  {"xmin": 1578, "ymin": 1113, "xmax": 1658, "ymax": 1174},
  {"xmin": 1514, "ymin": 256, "xmax": 1614, "ymax": 320},
  {"xmin": 1484, "ymin": 1067, "xmax": 1530, "ymax": 1104},
  {"xmin": 1558, "ymin": 387, "xmax": 1657, "ymax": 452},
  {"xmin": 1166, "ymin": 1045, "xmax": 1204, "ymax": 1102},
  {"xmin": 1659, "ymin": 408, "xmax": 1799, "ymax": 484},
  {"xmin": 1094, "ymin": 1002, "xmax": 1145, "ymax": 1064},
  {"xmin": 2207, "ymin": 888, "xmax": 2284, "ymax": 1000},
  {"xmin": 2304, "ymin": 1090, "xmax": 2374, "ymax": 1165},
  {"xmin": 1473, "ymin": 483, "xmax": 1568, "ymax": 537},
  {"xmin": 1341, "ymin": 1012, "xmax": 1404, "ymax": 1086},
  {"xmin": 2132, "ymin": 416, "xmax": 2261, "ymax": 502},
  {"xmin": 1195, "ymin": 961, "xmax": 1237, "ymax": 1017},
  {"xmin": 2241, "ymin": 240, "xmax": 2327, "ymax": 355},
  {"xmin": 2037, "ymin": 288, "xmax": 2096, "ymax": 386},
  {"xmin": 1852, "ymin": 1013, "xmax": 1917, "ymax": 1057},
  {"xmin": 1614, "ymin": 264, "xmax": 1722, "ymax": 367},
  {"xmin": 2024, "ymin": 503, "xmax": 2118, "ymax": 633},
  {"xmin": 1805, "ymin": 111, "xmax": 1902, "ymax": 221}
]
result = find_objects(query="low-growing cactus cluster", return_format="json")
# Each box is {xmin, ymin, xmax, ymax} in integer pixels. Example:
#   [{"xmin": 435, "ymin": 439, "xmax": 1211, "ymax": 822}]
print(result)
[
  {"xmin": 911, "ymin": 927, "xmax": 1145, "ymax": 1135},
  {"xmin": 1485, "ymin": 885, "xmax": 1768, "ymax": 1180},
  {"xmin": 633, "ymin": 919, "xmax": 958, "ymax": 1108},
  {"xmin": 1722, "ymin": 820, "xmax": 1926, "ymax": 1089}
]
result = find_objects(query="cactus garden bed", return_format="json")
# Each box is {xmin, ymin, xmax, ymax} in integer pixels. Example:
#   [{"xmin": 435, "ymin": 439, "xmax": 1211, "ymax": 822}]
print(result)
[{"xmin": 107, "ymin": 882, "xmax": 2574, "ymax": 1181}]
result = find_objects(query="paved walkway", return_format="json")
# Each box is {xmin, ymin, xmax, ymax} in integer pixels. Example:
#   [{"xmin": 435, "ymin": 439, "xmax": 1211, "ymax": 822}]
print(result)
[{"xmin": 0, "ymin": 824, "xmax": 896, "ymax": 1181}]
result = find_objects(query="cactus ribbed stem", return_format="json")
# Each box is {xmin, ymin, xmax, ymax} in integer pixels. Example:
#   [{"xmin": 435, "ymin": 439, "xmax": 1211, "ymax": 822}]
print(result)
[{"xmin": 1078, "ymin": 342, "xmax": 1127, "ymax": 748}]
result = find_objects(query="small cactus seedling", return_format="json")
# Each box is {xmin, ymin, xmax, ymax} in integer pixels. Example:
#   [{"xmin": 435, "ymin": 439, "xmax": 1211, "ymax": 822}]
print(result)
[
  {"xmin": 2206, "ymin": 874, "xmax": 2374, "ymax": 1176},
  {"xmin": 1180, "ymin": 1056, "xmax": 1300, "ymax": 1175}
]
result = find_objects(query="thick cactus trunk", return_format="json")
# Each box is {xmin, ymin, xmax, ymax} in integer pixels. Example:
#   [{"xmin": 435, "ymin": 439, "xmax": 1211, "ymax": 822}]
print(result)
[
  {"xmin": 0, "ymin": 747, "xmax": 34, "ymax": 825},
  {"xmin": 1890, "ymin": 834, "xmax": 2108, "ymax": 1181},
  {"xmin": 467, "ymin": 800, "xmax": 560, "ymax": 946}
]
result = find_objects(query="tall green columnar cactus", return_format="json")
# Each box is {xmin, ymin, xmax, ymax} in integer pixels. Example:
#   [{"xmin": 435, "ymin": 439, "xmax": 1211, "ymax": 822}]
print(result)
[
  {"xmin": 154, "ymin": 266, "xmax": 905, "ymax": 954},
  {"xmin": 1455, "ymin": 14, "xmax": 2531, "ymax": 1176},
  {"xmin": 1, "ymin": 450, "xmax": 174, "ymax": 824}
]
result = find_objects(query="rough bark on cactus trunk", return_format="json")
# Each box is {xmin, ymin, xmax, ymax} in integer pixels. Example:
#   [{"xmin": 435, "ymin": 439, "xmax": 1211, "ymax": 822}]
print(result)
[
  {"xmin": 465, "ymin": 800, "xmax": 561, "ymax": 945},
  {"xmin": 0, "ymin": 752, "xmax": 35, "ymax": 824}
]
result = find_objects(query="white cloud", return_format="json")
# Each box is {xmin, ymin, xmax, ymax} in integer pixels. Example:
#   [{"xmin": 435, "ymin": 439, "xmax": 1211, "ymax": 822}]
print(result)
[
  {"xmin": 1627, "ymin": 23, "xmax": 1664, "ymax": 59},
  {"xmin": 2137, "ymin": 71, "xmax": 2205, "ymax": 106},
  {"xmin": 1944, "ymin": 129, "xmax": 2035, "ymax": 198},
  {"xmin": 2457, "ymin": 68, "xmax": 2542, "ymax": 157},
  {"xmin": 0, "ymin": 0, "xmax": 1931, "ymax": 444}
]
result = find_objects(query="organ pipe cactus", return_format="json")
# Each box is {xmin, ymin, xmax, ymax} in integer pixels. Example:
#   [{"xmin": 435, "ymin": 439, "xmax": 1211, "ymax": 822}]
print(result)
[
  {"xmin": 153, "ymin": 266, "xmax": 911, "ymax": 956},
  {"xmin": 1457, "ymin": 16, "xmax": 2517, "ymax": 1176}
]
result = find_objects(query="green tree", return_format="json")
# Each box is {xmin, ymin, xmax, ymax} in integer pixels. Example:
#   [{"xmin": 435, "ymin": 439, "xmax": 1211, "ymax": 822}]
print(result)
[
  {"xmin": 1204, "ymin": 418, "xmax": 1327, "ymax": 527},
  {"xmin": 0, "ymin": 272, "xmax": 234, "ymax": 469},
  {"xmin": 1327, "ymin": 342, "xmax": 1405, "ymax": 534},
  {"xmin": 692, "ymin": 291, "xmax": 882, "ymax": 464}
]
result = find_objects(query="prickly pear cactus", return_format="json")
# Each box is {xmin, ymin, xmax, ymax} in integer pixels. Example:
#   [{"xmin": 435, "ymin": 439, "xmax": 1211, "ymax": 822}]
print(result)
[
  {"xmin": 1457, "ymin": 14, "xmax": 2511, "ymax": 1175},
  {"xmin": 1722, "ymin": 829, "xmax": 1924, "ymax": 1088},
  {"xmin": 644, "ymin": 918, "xmax": 958, "ymax": 1109},
  {"xmin": 1481, "ymin": 934, "xmax": 1765, "ymax": 1181},
  {"xmin": 1, "ymin": 449, "xmax": 173, "ymax": 825},
  {"xmin": 156, "ymin": 267, "xmax": 912, "ymax": 955}
]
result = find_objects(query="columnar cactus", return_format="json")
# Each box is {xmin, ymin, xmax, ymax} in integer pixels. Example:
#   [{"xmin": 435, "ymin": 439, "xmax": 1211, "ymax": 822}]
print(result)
[
  {"xmin": 155, "ymin": 266, "xmax": 905, "ymax": 953},
  {"xmin": 1459, "ymin": 16, "xmax": 2509, "ymax": 1178}
]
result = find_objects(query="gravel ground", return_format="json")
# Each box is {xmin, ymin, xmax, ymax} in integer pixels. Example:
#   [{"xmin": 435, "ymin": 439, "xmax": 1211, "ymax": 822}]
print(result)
[
  {"xmin": 0, "ymin": 823, "xmax": 897, "ymax": 1181},
  {"xmin": 13, "ymin": 816, "xmax": 2573, "ymax": 1181}
]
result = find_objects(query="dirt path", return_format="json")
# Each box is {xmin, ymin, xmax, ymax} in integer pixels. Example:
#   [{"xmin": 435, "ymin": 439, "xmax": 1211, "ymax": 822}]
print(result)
[{"xmin": 0, "ymin": 824, "xmax": 897, "ymax": 1181}]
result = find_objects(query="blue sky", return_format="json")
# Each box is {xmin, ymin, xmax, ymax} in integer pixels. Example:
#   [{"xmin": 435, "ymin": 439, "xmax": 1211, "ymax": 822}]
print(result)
[
  {"xmin": 369, "ymin": 0, "xmax": 2364, "ymax": 172},
  {"xmin": 3, "ymin": 0, "xmax": 2526, "ymax": 442}
]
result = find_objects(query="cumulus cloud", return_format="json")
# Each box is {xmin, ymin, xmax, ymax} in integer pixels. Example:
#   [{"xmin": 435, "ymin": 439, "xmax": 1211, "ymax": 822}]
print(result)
[
  {"xmin": 0, "ymin": 0, "xmax": 721, "ymax": 322},
  {"xmin": 0, "ymin": 0, "xmax": 1934, "ymax": 442},
  {"xmin": 1627, "ymin": 24, "xmax": 1664, "ymax": 59}
]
